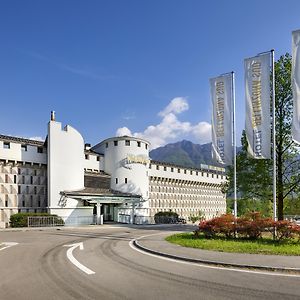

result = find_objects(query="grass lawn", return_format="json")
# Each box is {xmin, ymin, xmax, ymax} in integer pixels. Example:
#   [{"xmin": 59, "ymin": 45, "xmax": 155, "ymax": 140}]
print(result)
[{"xmin": 166, "ymin": 233, "xmax": 300, "ymax": 255}]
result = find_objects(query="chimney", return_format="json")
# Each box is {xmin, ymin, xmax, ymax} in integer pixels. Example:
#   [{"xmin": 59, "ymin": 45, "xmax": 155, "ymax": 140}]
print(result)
[{"xmin": 51, "ymin": 111, "xmax": 56, "ymax": 121}]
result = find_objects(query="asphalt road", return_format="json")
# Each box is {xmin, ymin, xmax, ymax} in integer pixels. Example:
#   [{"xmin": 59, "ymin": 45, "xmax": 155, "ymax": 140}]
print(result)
[{"xmin": 1, "ymin": 225, "xmax": 300, "ymax": 300}]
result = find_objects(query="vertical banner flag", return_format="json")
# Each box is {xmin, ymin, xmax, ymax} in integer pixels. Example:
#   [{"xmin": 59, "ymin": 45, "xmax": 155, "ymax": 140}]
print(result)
[
  {"xmin": 210, "ymin": 74, "xmax": 233, "ymax": 165},
  {"xmin": 292, "ymin": 30, "xmax": 300, "ymax": 144},
  {"xmin": 244, "ymin": 53, "xmax": 271, "ymax": 159}
]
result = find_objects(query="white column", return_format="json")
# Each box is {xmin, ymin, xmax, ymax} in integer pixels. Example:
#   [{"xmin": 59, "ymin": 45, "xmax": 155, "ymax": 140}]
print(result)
[
  {"xmin": 96, "ymin": 201, "xmax": 102, "ymax": 225},
  {"xmin": 131, "ymin": 203, "xmax": 135, "ymax": 224}
]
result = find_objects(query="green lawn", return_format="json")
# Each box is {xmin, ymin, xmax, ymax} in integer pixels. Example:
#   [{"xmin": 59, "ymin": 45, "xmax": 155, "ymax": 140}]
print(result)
[{"xmin": 166, "ymin": 233, "xmax": 300, "ymax": 256}]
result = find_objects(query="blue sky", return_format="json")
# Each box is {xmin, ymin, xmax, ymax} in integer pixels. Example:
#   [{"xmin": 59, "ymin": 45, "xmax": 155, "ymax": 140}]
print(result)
[{"xmin": 0, "ymin": 0, "xmax": 299, "ymax": 149}]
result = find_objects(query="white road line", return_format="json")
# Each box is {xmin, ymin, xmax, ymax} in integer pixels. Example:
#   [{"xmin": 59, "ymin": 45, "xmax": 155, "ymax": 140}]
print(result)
[
  {"xmin": 0, "ymin": 242, "xmax": 19, "ymax": 252},
  {"xmin": 129, "ymin": 235, "xmax": 300, "ymax": 278},
  {"xmin": 63, "ymin": 242, "xmax": 95, "ymax": 275}
]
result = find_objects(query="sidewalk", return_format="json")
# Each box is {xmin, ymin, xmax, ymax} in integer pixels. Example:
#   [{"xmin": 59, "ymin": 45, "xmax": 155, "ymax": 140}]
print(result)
[{"xmin": 134, "ymin": 231, "xmax": 300, "ymax": 273}]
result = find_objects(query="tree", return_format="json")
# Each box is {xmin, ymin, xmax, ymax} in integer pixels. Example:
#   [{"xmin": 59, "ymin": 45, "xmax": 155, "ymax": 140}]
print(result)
[{"xmin": 227, "ymin": 53, "xmax": 300, "ymax": 220}]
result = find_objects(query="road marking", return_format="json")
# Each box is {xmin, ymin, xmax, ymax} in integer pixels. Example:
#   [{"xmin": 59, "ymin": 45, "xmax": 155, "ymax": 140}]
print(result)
[
  {"xmin": 63, "ymin": 242, "xmax": 95, "ymax": 275},
  {"xmin": 129, "ymin": 234, "xmax": 300, "ymax": 278},
  {"xmin": 0, "ymin": 242, "xmax": 19, "ymax": 252}
]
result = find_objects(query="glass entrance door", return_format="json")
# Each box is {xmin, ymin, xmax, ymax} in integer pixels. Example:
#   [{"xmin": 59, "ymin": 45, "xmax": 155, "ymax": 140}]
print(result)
[{"xmin": 102, "ymin": 204, "xmax": 114, "ymax": 221}]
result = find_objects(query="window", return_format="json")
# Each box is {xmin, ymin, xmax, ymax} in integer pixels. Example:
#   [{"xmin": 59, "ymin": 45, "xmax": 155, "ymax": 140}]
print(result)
[
  {"xmin": 125, "ymin": 140, "xmax": 130, "ymax": 146},
  {"xmin": 164, "ymin": 166, "xmax": 167, "ymax": 171},
  {"xmin": 207, "ymin": 173, "xmax": 209, "ymax": 177},
  {"xmin": 18, "ymin": 168, "xmax": 21, "ymax": 175},
  {"xmin": 34, "ymin": 170, "xmax": 37, "ymax": 176},
  {"xmin": 18, "ymin": 186, "xmax": 21, "ymax": 194},
  {"xmin": 5, "ymin": 174, "xmax": 8, "ymax": 183},
  {"xmin": 3, "ymin": 142, "xmax": 10, "ymax": 149},
  {"xmin": 22, "ymin": 200, "xmax": 25, "ymax": 207},
  {"xmin": 190, "ymin": 170, "xmax": 193, "ymax": 175},
  {"xmin": 34, "ymin": 187, "xmax": 37, "ymax": 194},
  {"xmin": 145, "ymin": 144, "xmax": 148, "ymax": 150},
  {"xmin": 115, "ymin": 178, "xmax": 118, "ymax": 184},
  {"xmin": 137, "ymin": 141, "xmax": 141, "ymax": 147},
  {"xmin": 97, "ymin": 156, "xmax": 100, "ymax": 161},
  {"xmin": 38, "ymin": 200, "xmax": 41, "ymax": 207},
  {"xmin": 30, "ymin": 176, "xmax": 33, "ymax": 184},
  {"xmin": 114, "ymin": 140, "xmax": 118, "ymax": 146},
  {"xmin": 14, "ymin": 175, "xmax": 17, "ymax": 184},
  {"xmin": 177, "ymin": 169, "xmax": 180, "ymax": 173},
  {"xmin": 156, "ymin": 165, "xmax": 159, "ymax": 170},
  {"xmin": 85, "ymin": 154, "xmax": 89, "ymax": 160},
  {"xmin": 105, "ymin": 142, "xmax": 108, "ymax": 148},
  {"xmin": 149, "ymin": 164, "xmax": 152, "ymax": 169},
  {"xmin": 37, "ymin": 147, "xmax": 43, "ymax": 153},
  {"xmin": 171, "ymin": 167, "xmax": 174, "ymax": 172},
  {"xmin": 184, "ymin": 170, "xmax": 187, "ymax": 174},
  {"xmin": 196, "ymin": 171, "xmax": 198, "ymax": 176},
  {"xmin": 26, "ymin": 186, "xmax": 29, "ymax": 194},
  {"xmin": 22, "ymin": 176, "xmax": 25, "ymax": 184},
  {"xmin": 21, "ymin": 144, "xmax": 27, "ymax": 151},
  {"xmin": 125, "ymin": 178, "xmax": 128, "ymax": 184},
  {"xmin": 5, "ymin": 195, "xmax": 8, "ymax": 207}
]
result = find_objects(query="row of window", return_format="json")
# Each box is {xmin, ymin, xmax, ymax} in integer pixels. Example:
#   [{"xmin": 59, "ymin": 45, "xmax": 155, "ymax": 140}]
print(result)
[
  {"xmin": 105, "ymin": 140, "xmax": 148, "ymax": 149},
  {"xmin": 1, "ymin": 184, "xmax": 45, "ymax": 195},
  {"xmin": 85, "ymin": 154, "xmax": 101, "ymax": 161},
  {"xmin": 2, "ymin": 142, "xmax": 44, "ymax": 153},
  {"xmin": 1, "ymin": 195, "xmax": 45, "ymax": 207},
  {"xmin": 1, "ymin": 174, "xmax": 44, "ymax": 185},
  {"xmin": 150, "ymin": 165, "xmax": 224, "ymax": 179},
  {"xmin": 115, "ymin": 178, "xmax": 128, "ymax": 184}
]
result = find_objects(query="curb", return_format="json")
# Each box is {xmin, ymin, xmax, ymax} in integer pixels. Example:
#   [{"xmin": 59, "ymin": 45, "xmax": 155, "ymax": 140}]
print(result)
[{"xmin": 133, "ymin": 239, "xmax": 300, "ymax": 274}]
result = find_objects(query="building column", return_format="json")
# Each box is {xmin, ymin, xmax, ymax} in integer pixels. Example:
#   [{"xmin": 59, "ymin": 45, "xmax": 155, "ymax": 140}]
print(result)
[
  {"xmin": 96, "ymin": 201, "xmax": 103, "ymax": 225},
  {"xmin": 131, "ymin": 203, "xmax": 135, "ymax": 224}
]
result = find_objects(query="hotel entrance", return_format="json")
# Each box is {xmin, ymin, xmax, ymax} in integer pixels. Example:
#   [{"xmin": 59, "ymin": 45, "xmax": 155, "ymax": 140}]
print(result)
[{"xmin": 101, "ymin": 204, "xmax": 115, "ymax": 222}]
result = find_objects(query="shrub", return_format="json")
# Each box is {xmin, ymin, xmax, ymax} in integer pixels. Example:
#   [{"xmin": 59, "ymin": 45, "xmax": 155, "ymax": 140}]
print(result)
[
  {"xmin": 195, "ymin": 211, "xmax": 300, "ymax": 242},
  {"xmin": 236, "ymin": 212, "xmax": 274, "ymax": 239},
  {"xmin": 189, "ymin": 210, "xmax": 205, "ymax": 224},
  {"xmin": 197, "ymin": 214, "xmax": 236, "ymax": 238},
  {"xmin": 274, "ymin": 220, "xmax": 300, "ymax": 241},
  {"xmin": 154, "ymin": 211, "xmax": 179, "ymax": 224},
  {"xmin": 10, "ymin": 213, "xmax": 64, "ymax": 227}
]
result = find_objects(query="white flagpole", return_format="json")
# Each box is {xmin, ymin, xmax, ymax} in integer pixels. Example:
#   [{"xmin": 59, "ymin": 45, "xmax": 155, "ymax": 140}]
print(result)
[
  {"xmin": 232, "ymin": 71, "xmax": 237, "ymax": 218},
  {"xmin": 271, "ymin": 49, "xmax": 277, "ymax": 221}
]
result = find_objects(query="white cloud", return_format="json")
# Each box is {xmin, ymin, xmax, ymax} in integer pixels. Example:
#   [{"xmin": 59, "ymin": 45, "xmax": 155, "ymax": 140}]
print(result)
[
  {"xmin": 116, "ymin": 97, "xmax": 211, "ymax": 149},
  {"xmin": 158, "ymin": 97, "xmax": 189, "ymax": 117},
  {"xmin": 116, "ymin": 127, "xmax": 132, "ymax": 137}
]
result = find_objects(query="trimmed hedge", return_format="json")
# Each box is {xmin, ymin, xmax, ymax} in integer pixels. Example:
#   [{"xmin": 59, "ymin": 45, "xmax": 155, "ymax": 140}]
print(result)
[
  {"xmin": 10, "ymin": 213, "xmax": 64, "ymax": 227},
  {"xmin": 154, "ymin": 211, "xmax": 179, "ymax": 224},
  {"xmin": 196, "ymin": 212, "xmax": 300, "ymax": 241}
]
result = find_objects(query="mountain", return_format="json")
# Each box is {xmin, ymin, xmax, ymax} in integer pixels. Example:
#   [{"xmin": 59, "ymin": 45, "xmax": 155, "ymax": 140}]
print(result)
[{"xmin": 149, "ymin": 140, "xmax": 217, "ymax": 168}]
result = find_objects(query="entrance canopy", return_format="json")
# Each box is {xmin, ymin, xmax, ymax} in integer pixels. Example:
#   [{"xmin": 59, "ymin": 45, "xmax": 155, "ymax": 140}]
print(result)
[{"xmin": 61, "ymin": 187, "xmax": 143, "ymax": 205}]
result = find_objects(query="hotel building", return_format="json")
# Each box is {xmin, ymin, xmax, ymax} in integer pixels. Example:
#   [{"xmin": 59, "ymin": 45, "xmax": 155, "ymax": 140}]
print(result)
[{"xmin": 0, "ymin": 113, "xmax": 226, "ymax": 228}]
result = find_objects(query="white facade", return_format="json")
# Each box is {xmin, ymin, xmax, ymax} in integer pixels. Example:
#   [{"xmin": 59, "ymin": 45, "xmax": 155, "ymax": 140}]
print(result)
[
  {"xmin": 0, "ymin": 114, "xmax": 227, "ymax": 227},
  {"xmin": 0, "ymin": 136, "xmax": 47, "ymax": 228}
]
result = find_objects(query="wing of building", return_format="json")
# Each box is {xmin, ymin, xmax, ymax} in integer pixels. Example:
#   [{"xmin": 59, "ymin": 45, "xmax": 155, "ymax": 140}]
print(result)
[{"xmin": 0, "ymin": 113, "xmax": 226, "ymax": 228}]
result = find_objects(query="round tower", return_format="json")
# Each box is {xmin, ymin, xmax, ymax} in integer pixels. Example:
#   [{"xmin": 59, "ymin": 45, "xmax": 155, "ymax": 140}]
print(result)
[{"xmin": 94, "ymin": 136, "xmax": 150, "ymax": 200}]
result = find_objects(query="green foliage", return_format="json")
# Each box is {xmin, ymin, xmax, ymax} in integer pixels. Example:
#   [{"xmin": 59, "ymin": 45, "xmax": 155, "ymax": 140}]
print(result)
[
  {"xmin": 154, "ymin": 211, "xmax": 179, "ymax": 224},
  {"xmin": 10, "ymin": 213, "xmax": 64, "ymax": 227},
  {"xmin": 188, "ymin": 210, "xmax": 205, "ymax": 224},
  {"xmin": 166, "ymin": 233, "xmax": 300, "ymax": 255}
]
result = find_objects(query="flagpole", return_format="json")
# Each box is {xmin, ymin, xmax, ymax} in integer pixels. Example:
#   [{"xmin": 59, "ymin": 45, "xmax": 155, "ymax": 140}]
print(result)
[
  {"xmin": 271, "ymin": 49, "xmax": 277, "ymax": 221},
  {"xmin": 232, "ymin": 71, "xmax": 237, "ymax": 218}
]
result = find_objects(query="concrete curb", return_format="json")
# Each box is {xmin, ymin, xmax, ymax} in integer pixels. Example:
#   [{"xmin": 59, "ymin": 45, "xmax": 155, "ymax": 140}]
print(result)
[{"xmin": 133, "ymin": 239, "xmax": 300, "ymax": 274}]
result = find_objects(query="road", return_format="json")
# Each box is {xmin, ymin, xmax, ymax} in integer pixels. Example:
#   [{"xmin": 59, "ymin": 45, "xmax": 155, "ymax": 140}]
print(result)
[{"xmin": 0, "ymin": 225, "xmax": 300, "ymax": 300}]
